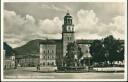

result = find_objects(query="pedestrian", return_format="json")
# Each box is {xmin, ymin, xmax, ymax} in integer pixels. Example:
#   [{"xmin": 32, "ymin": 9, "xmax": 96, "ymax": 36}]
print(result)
[
  {"xmin": 38, "ymin": 64, "xmax": 40, "ymax": 71},
  {"xmin": 37, "ymin": 65, "xmax": 39, "ymax": 72},
  {"xmin": 37, "ymin": 64, "xmax": 40, "ymax": 72}
]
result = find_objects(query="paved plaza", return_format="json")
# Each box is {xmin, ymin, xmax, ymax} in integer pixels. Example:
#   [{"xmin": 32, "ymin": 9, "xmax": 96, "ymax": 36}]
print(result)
[{"xmin": 4, "ymin": 67, "xmax": 124, "ymax": 79}]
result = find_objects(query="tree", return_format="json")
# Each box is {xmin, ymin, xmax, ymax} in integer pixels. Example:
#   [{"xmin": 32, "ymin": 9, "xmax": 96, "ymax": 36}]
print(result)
[
  {"xmin": 116, "ymin": 44, "xmax": 124, "ymax": 62},
  {"xmin": 103, "ymin": 35, "xmax": 123, "ymax": 65},
  {"xmin": 89, "ymin": 35, "xmax": 124, "ymax": 66},
  {"xmin": 4, "ymin": 42, "xmax": 14, "ymax": 56},
  {"xmin": 77, "ymin": 46, "xmax": 84, "ymax": 61},
  {"xmin": 89, "ymin": 40, "xmax": 106, "ymax": 63},
  {"xmin": 119, "ymin": 47, "xmax": 124, "ymax": 61},
  {"xmin": 64, "ymin": 42, "xmax": 83, "ymax": 67}
]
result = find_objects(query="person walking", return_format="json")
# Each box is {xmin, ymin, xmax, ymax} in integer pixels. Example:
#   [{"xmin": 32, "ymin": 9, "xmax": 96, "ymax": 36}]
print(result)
[{"xmin": 37, "ymin": 64, "xmax": 40, "ymax": 72}]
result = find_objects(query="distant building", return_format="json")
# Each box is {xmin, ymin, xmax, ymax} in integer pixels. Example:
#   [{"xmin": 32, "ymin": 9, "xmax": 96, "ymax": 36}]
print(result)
[
  {"xmin": 15, "ymin": 54, "xmax": 39, "ymax": 67},
  {"xmin": 4, "ymin": 50, "xmax": 15, "ymax": 69}
]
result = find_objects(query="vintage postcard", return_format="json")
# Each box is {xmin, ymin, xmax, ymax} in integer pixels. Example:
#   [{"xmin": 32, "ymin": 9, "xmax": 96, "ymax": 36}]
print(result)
[{"xmin": 1, "ymin": 0, "xmax": 127, "ymax": 81}]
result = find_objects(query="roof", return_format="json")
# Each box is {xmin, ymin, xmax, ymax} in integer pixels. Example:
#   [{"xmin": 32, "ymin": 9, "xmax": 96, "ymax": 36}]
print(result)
[
  {"xmin": 64, "ymin": 12, "xmax": 72, "ymax": 18},
  {"xmin": 76, "ymin": 39, "xmax": 94, "ymax": 44},
  {"xmin": 39, "ymin": 39, "xmax": 62, "ymax": 44},
  {"xmin": 39, "ymin": 39, "xmax": 94, "ymax": 45}
]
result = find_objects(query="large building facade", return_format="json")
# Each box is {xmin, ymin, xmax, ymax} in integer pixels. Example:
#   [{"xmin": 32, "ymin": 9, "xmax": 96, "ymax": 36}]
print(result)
[{"xmin": 39, "ymin": 12, "xmax": 92, "ymax": 71}]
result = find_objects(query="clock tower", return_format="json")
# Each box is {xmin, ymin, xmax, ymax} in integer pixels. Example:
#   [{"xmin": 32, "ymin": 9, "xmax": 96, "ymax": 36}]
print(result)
[{"xmin": 62, "ymin": 12, "xmax": 75, "ymax": 57}]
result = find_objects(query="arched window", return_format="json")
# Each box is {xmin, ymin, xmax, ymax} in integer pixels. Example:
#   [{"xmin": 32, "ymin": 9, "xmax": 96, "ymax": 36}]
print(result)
[
  {"xmin": 48, "ymin": 50, "xmax": 49, "ymax": 53},
  {"xmin": 71, "ymin": 20, "xmax": 72, "ymax": 24}
]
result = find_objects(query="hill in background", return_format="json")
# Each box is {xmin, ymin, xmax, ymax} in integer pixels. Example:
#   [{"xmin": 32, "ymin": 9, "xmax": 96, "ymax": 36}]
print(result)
[{"xmin": 14, "ymin": 39, "xmax": 43, "ymax": 58}]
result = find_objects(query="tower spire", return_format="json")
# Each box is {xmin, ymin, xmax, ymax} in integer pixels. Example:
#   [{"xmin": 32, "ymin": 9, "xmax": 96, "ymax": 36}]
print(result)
[{"xmin": 66, "ymin": 10, "xmax": 70, "ymax": 15}]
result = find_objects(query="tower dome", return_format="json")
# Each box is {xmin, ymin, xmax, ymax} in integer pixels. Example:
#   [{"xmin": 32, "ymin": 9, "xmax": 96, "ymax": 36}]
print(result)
[
  {"xmin": 64, "ymin": 12, "xmax": 73, "ymax": 25},
  {"xmin": 64, "ymin": 12, "xmax": 72, "ymax": 19}
]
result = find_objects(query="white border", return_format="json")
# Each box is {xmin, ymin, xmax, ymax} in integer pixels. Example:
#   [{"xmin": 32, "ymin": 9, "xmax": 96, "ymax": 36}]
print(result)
[
  {"xmin": 124, "ymin": 0, "xmax": 127, "ymax": 80},
  {"xmin": 1, "ymin": 0, "xmax": 4, "ymax": 81},
  {"xmin": 1, "ymin": 0, "xmax": 127, "ymax": 81},
  {"xmin": 3, "ymin": 0, "xmax": 126, "ymax": 2}
]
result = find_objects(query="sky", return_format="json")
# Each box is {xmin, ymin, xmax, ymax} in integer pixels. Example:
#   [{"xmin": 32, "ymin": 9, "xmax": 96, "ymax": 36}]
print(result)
[{"xmin": 4, "ymin": 2, "xmax": 125, "ymax": 48}]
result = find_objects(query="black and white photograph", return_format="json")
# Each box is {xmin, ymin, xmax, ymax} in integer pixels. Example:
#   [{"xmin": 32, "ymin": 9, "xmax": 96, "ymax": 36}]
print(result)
[{"xmin": 1, "ymin": 0, "xmax": 127, "ymax": 81}]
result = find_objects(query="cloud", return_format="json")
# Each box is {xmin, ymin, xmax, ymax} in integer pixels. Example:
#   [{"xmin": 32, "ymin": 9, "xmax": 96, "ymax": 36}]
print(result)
[
  {"xmin": 41, "ymin": 4, "xmax": 72, "ymax": 12},
  {"xmin": 4, "ymin": 10, "xmax": 62, "ymax": 48},
  {"xmin": 4, "ymin": 9, "xmax": 124, "ymax": 48},
  {"xmin": 38, "ymin": 17, "xmax": 62, "ymax": 34},
  {"xmin": 75, "ymin": 9, "xmax": 125, "ymax": 39},
  {"xmin": 110, "ymin": 16, "xmax": 124, "ymax": 34},
  {"xmin": 75, "ymin": 9, "xmax": 99, "ymax": 34}
]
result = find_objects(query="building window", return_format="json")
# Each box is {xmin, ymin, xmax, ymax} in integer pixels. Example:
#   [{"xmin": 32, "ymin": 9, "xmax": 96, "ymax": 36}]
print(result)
[
  {"xmin": 68, "ymin": 19, "xmax": 70, "ymax": 24},
  {"xmin": 52, "ymin": 56, "xmax": 54, "ymax": 59},
  {"xmin": 43, "ymin": 62, "xmax": 45, "ymax": 66},
  {"xmin": 52, "ymin": 50, "xmax": 54, "ymax": 53},
  {"xmin": 67, "ymin": 37, "xmax": 69, "ymax": 40},
  {"xmin": 68, "ymin": 27, "xmax": 70, "ymax": 31},
  {"xmin": 48, "ymin": 62, "xmax": 49, "ymax": 65},
  {"xmin": 71, "ymin": 27, "xmax": 73, "ymax": 31},
  {"xmin": 68, "ymin": 37, "xmax": 70, "ymax": 40},
  {"xmin": 69, "ymin": 37, "xmax": 71, "ymax": 40},
  {"xmin": 65, "ymin": 37, "xmax": 67, "ymax": 40},
  {"xmin": 52, "ymin": 62, "xmax": 54, "ymax": 65},
  {"xmin": 48, "ymin": 50, "xmax": 49, "ymax": 53},
  {"xmin": 71, "ymin": 20, "xmax": 72, "ymax": 24}
]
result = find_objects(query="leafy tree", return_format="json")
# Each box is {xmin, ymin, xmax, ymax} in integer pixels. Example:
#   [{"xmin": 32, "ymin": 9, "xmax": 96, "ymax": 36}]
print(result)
[
  {"xmin": 119, "ymin": 47, "xmax": 124, "ymax": 61},
  {"xmin": 89, "ymin": 35, "xmax": 124, "ymax": 66},
  {"xmin": 77, "ymin": 46, "xmax": 84, "ymax": 61},
  {"xmin": 4, "ymin": 42, "xmax": 14, "ymax": 56},
  {"xmin": 116, "ymin": 44, "xmax": 124, "ymax": 61},
  {"xmin": 103, "ymin": 35, "xmax": 123, "ymax": 65},
  {"xmin": 89, "ymin": 40, "xmax": 106, "ymax": 63},
  {"xmin": 64, "ymin": 42, "xmax": 83, "ymax": 67}
]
